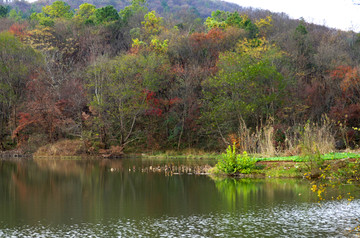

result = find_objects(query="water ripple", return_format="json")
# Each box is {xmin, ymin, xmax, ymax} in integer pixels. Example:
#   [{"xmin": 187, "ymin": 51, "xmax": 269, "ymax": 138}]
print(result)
[{"xmin": 1, "ymin": 200, "xmax": 359, "ymax": 237}]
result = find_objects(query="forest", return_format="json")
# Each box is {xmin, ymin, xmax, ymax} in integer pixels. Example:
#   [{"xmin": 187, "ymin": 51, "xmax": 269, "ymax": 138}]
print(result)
[{"xmin": 1, "ymin": 0, "xmax": 360, "ymax": 156}]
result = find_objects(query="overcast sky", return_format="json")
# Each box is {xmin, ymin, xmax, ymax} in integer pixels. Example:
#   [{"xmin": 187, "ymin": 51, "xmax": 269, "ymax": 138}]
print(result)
[{"xmin": 224, "ymin": 0, "xmax": 360, "ymax": 32}]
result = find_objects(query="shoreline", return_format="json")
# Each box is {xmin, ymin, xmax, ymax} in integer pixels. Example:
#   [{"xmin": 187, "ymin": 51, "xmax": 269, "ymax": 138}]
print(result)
[{"xmin": 2, "ymin": 151, "xmax": 359, "ymax": 180}]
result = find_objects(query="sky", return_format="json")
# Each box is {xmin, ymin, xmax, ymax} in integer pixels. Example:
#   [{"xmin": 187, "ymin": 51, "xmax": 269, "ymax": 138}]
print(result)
[{"xmin": 224, "ymin": 0, "xmax": 360, "ymax": 32}]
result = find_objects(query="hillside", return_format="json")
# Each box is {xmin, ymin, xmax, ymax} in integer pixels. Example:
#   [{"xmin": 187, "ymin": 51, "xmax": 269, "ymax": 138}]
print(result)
[
  {"xmin": 1, "ymin": 0, "xmax": 360, "ymax": 156},
  {"xmin": 8, "ymin": 0, "xmax": 241, "ymax": 18}
]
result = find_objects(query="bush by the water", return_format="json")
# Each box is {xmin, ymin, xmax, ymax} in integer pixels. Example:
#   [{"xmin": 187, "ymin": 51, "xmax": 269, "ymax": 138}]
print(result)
[{"xmin": 216, "ymin": 145, "xmax": 256, "ymax": 175}]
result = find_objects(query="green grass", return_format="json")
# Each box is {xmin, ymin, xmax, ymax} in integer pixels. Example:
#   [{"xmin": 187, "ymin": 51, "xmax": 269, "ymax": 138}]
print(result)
[
  {"xmin": 263, "ymin": 165, "xmax": 306, "ymax": 178},
  {"xmin": 255, "ymin": 152, "xmax": 360, "ymax": 162},
  {"xmin": 135, "ymin": 151, "xmax": 360, "ymax": 164}
]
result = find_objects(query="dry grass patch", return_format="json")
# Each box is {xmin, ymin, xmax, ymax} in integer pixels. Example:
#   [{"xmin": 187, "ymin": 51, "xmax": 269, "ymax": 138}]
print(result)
[{"xmin": 34, "ymin": 139, "xmax": 87, "ymax": 157}]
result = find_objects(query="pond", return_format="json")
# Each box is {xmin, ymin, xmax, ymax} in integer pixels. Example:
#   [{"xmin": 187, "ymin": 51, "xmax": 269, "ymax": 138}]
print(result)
[{"xmin": 0, "ymin": 157, "xmax": 359, "ymax": 237}]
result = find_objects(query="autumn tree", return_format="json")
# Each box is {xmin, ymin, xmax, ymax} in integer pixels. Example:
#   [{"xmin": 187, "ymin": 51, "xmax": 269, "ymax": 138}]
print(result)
[
  {"xmin": 169, "ymin": 65, "xmax": 207, "ymax": 149},
  {"xmin": 24, "ymin": 25, "xmax": 78, "ymax": 87},
  {"xmin": 168, "ymin": 27, "xmax": 235, "ymax": 68},
  {"xmin": 86, "ymin": 53, "xmax": 173, "ymax": 149},
  {"xmin": 0, "ymin": 32, "xmax": 43, "ymax": 149},
  {"xmin": 8, "ymin": 22, "xmax": 28, "ymax": 39},
  {"xmin": 255, "ymin": 16, "xmax": 273, "ymax": 37},
  {"xmin": 12, "ymin": 75, "xmax": 86, "ymax": 147},
  {"xmin": 131, "ymin": 10, "xmax": 168, "ymax": 54},
  {"xmin": 11, "ymin": 24, "xmax": 87, "ymax": 147},
  {"xmin": 202, "ymin": 38, "xmax": 286, "ymax": 146},
  {"xmin": 330, "ymin": 66, "xmax": 360, "ymax": 128}
]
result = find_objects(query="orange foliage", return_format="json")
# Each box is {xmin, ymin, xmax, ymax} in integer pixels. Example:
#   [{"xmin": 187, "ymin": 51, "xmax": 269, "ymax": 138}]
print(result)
[
  {"xmin": 329, "ymin": 66, "xmax": 360, "ymax": 126},
  {"xmin": 11, "ymin": 112, "xmax": 36, "ymax": 145},
  {"xmin": 228, "ymin": 133, "xmax": 240, "ymax": 148},
  {"xmin": 206, "ymin": 28, "xmax": 225, "ymax": 45},
  {"xmin": 330, "ymin": 65, "xmax": 353, "ymax": 79},
  {"xmin": 9, "ymin": 23, "xmax": 28, "ymax": 39},
  {"xmin": 189, "ymin": 28, "xmax": 225, "ymax": 49},
  {"xmin": 188, "ymin": 28, "xmax": 225, "ymax": 67},
  {"xmin": 330, "ymin": 66, "xmax": 360, "ymax": 99},
  {"xmin": 12, "ymin": 77, "xmax": 82, "ymax": 144}
]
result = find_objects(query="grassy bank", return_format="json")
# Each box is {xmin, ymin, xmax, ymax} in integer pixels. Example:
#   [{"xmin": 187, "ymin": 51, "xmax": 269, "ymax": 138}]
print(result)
[
  {"xmin": 210, "ymin": 144, "xmax": 360, "ymax": 179},
  {"xmin": 255, "ymin": 152, "xmax": 360, "ymax": 162},
  {"xmin": 138, "ymin": 149, "xmax": 360, "ymax": 161},
  {"xmin": 30, "ymin": 139, "xmax": 360, "ymax": 180},
  {"xmin": 138, "ymin": 149, "xmax": 360, "ymax": 179},
  {"xmin": 210, "ymin": 158, "xmax": 360, "ymax": 179}
]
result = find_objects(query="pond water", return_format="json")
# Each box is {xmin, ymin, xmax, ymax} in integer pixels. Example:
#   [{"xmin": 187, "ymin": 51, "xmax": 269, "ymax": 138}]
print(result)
[{"xmin": 0, "ymin": 157, "xmax": 359, "ymax": 237}]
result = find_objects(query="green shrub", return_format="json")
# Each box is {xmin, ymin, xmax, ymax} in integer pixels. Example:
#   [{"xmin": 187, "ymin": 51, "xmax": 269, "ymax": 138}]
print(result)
[{"xmin": 216, "ymin": 144, "xmax": 256, "ymax": 175}]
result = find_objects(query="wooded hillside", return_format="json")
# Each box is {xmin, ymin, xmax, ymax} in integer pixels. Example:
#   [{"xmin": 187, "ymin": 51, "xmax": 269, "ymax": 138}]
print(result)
[
  {"xmin": 1, "ymin": 0, "xmax": 360, "ymax": 155},
  {"xmin": 4, "ymin": 0, "xmax": 240, "ymax": 18}
]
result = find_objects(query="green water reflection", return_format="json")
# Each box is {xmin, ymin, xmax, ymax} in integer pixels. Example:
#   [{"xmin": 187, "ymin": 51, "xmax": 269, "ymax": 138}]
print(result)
[
  {"xmin": 0, "ymin": 158, "xmax": 314, "ymax": 225},
  {"xmin": 212, "ymin": 177, "xmax": 315, "ymax": 210}
]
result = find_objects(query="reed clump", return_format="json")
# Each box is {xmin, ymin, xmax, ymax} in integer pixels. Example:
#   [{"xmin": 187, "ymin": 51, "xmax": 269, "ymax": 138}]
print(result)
[{"xmin": 229, "ymin": 116, "xmax": 336, "ymax": 158}]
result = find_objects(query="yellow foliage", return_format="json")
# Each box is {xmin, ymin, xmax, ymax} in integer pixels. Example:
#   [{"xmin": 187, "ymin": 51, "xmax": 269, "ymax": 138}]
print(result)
[
  {"xmin": 235, "ymin": 37, "xmax": 283, "ymax": 60},
  {"xmin": 255, "ymin": 16, "xmax": 273, "ymax": 37},
  {"xmin": 24, "ymin": 27, "xmax": 57, "ymax": 51},
  {"xmin": 204, "ymin": 17, "xmax": 227, "ymax": 30},
  {"xmin": 150, "ymin": 38, "xmax": 168, "ymax": 54},
  {"xmin": 132, "ymin": 38, "xmax": 147, "ymax": 48},
  {"xmin": 141, "ymin": 11, "xmax": 163, "ymax": 36}
]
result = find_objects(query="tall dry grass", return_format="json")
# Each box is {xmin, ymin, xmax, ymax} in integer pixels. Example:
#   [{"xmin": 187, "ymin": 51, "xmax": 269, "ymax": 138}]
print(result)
[
  {"xmin": 299, "ymin": 117, "xmax": 335, "ymax": 154},
  {"xmin": 231, "ymin": 116, "xmax": 336, "ymax": 157},
  {"xmin": 235, "ymin": 118, "xmax": 277, "ymax": 157}
]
